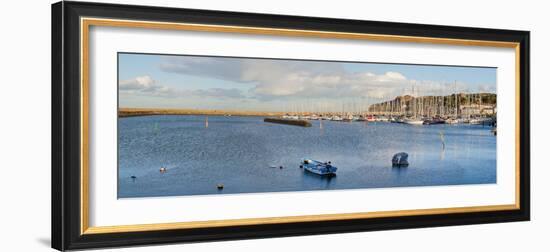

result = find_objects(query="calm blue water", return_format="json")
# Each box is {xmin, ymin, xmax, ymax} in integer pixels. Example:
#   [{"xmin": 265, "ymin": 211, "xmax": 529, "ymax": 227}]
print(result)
[{"xmin": 118, "ymin": 115, "xmax": 496, "ymax": 198}]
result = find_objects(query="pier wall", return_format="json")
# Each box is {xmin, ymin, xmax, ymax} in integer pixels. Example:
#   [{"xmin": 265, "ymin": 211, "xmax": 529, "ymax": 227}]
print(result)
[{"xmin": 264, "ymin": 118, "xmax": 312, "ymax": 127}]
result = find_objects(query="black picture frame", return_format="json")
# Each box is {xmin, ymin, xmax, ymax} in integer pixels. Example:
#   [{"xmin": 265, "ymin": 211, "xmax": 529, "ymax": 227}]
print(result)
[{"xmin": 52, "ymin": 1, "xmax": 530, "ymax": 251}]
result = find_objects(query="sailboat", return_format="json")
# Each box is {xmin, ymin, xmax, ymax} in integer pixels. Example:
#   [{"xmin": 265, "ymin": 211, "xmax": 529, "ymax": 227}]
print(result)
[
  {"xmin": 404, "ymin": 85, "xmax": 424, "ymax": 125},
  {"xmin": 205, "ymin": 116, "xmax": 209, "ymax": 128},
  {"xmin": 447, "ymin": 83, "xmax": 460, "ymax": 124}
]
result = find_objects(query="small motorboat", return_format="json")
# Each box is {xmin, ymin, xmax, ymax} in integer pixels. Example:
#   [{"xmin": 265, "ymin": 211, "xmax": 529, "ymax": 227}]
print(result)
[
  {"xmin": 392, "ymin": 152, "xmax": 409, "ymax": 167},
  {"xmin": 300, "ymin": 159, "xmax": 337, "ymax": 176}
]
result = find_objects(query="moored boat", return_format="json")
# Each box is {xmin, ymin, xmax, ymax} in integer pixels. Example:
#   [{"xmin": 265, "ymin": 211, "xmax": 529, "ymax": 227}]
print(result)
[
  {"xmin": 469, "ymin": 117, "xmax": 494, "ymax": 125},
  {"xmin": 404, "ymin": 118, "xmax": 424, "ymax": 125},
  {"xmin": 423, "ymin": 118, "xmax": 445, "ymax": 125},
  {"xmin": 342, "ymin": 114, "xmax": 354, "ymax": 122},
  {"xmin": 366, "ymin": 115, "xmax": 376, "ymax": 122},
  {"xmin": 376, "ymin": 116, "xmax": 389, "ymax": 122},
  {"xmin": 300, "ymin": 159, "xmax": 337, "ymax": 176},
  {"xmin": 331, "ymin": 116, "xmax": 343, "ymax": 121},
  {"xmin": 392, "ymin": 152, "xmax": 409, "ymax": 167},
  {"xmin": 445, "ymin": 118, "xmax": 459, "ymax": 124}
]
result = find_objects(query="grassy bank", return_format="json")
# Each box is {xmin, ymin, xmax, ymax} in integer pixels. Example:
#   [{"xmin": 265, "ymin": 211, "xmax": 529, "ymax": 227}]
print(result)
[{"xmin": 118, "ymin": 108, "xmax": 286, "ymax": 118}]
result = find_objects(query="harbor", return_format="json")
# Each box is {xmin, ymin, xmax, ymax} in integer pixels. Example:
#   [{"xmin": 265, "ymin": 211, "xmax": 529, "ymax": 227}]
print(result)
[
  {"xmin": 118, "ymin": 114, "xmax": 496, "ymax": 198},
  {"xmin": 274, "ymin": 92, "xmax": 496, "ymax": 127}
]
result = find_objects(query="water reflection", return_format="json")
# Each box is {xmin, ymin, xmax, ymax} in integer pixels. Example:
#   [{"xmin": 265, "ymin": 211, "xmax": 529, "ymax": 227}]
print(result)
[
  {"xmin": 391, "ymin": 166, "xmax": 409, "ymax": 176},
  {"xmin": 301, "ymin": 170, "xmax": 337, "ymax": 189}
]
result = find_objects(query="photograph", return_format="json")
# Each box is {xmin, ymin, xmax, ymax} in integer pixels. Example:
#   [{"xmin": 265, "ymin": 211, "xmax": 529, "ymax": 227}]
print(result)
[{"xmin": 117, "ymin": 53, "xmax": 498, "ymax": 198}]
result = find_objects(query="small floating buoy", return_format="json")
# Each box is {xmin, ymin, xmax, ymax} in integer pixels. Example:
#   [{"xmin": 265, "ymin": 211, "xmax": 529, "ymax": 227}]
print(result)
[
  {"xmin": 159, "ymin": 167, "xmax": 167, "ymax": 173},
  {"xmin": 279, "ymin": 166, "xmax": 283, "ymax": 169},
  {"xmin": 299, "ymin": 165, "xmax": 303, "ymax": 168},
  {"xmin": 217, "ymin": 183, "xmax": 224, "ymax": 190},
  {"xmin": 130, "ymin": 175, "xmax": 137, "ymax": 182}
]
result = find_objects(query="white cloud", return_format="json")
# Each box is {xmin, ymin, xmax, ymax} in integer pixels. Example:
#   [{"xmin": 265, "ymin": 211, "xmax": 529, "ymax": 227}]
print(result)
[
  {"xmin": 119, "ymin": 75, "xmax": 244, "ymax": 99},
  {"xmin": 119, "ymin": 75, "xmax": 175, "ymax": 97},
  {"xmin": 157, "ymin": 56, "xmax": 485, "ymax": 101},
  {"xmin": 243, "ymin": 64, "xmax": 416, "ymax": 100},
  {"xmin": 119, "ymin": 75, "xmax": 156, "ymax": 90}
]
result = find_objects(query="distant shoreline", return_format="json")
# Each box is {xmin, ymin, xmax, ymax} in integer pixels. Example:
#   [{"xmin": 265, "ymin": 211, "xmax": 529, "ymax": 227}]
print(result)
[{"xmin": 118, "ymin": 108, "xmax": 286, "ymax": 118}]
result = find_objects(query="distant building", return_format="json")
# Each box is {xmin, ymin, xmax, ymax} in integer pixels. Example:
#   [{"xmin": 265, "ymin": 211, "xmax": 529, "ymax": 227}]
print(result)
[{"xmin": 460, "ymin": 105, "xmax": 496, "ymax": 116}]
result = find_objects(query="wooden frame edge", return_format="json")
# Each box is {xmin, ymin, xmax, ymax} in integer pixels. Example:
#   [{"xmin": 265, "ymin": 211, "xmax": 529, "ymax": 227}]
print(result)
[
  {"xmin": 78, "ymin": 17, "xmax": 523, "ymax": 235},
  {"xmin": 83, "ymin": 204, "xmax": 518, "ymax": 234},
  {"xmin": 83, "ymin": 17, "xmax": 520, "ymax": 48}
]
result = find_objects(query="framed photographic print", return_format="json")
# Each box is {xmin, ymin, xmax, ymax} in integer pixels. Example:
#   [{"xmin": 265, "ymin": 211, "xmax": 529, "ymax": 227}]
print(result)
[{"xmin": 52, "ymin": 1, "xmax": 530, "ymax": 250}]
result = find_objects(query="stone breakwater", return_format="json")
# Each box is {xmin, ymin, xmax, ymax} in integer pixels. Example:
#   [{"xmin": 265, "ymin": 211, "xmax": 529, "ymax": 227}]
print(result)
[{"xmin": 264, "ymin": 118, "xmax": 312, "ymax": 127}]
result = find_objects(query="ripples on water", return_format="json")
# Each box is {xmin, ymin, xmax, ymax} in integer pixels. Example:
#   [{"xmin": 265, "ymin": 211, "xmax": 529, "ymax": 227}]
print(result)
[{"xmin": 118, "ymin": 115, "xmax": 496, "ymax": 198}]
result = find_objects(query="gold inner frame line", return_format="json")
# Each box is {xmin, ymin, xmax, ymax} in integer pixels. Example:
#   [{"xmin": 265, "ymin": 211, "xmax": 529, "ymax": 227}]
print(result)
[{"xmin": 80, "ymin": 17, "xmax": 521, "ymax": 235}]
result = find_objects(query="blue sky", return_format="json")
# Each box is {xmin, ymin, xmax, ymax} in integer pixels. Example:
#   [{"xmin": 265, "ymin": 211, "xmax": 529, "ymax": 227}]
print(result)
[{"xmin": 118, "ymin": 53, "xmax": 496, "ymax": 111}]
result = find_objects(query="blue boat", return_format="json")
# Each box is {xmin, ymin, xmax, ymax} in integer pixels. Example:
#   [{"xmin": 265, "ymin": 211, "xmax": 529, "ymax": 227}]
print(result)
[{"xmin": 300, "ymin": 159, "xmax": 337, "ymax": 176}]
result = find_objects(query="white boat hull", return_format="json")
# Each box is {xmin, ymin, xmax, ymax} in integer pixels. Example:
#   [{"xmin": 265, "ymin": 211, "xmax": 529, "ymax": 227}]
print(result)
[{"xmin": 404, "ymin": 120, "xmax": 424, "ymax": 125}]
